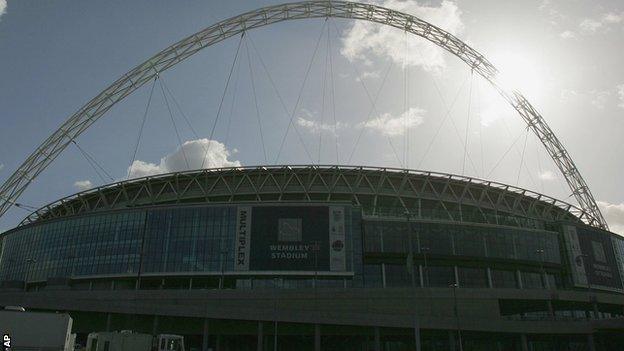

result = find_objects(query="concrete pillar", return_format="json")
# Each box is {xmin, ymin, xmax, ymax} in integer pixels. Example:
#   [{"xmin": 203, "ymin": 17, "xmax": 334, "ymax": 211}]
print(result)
[
  {"xmin": 105, "ymin": 313, "xmax": 112, "ymax": 332},
  {"xmin": 520, "ymin": 334, "xmax": 528, "ymax": 351},
  {"xmin": 374, "ymin": 327, "xmax": 381, "ymax": 351},
  {"xmin": 486, "ymin": 268, "xmax": 493, "ymax": 288},
  {"xmin": 448, "ymin": 330, "xmax": 457, "ymax": 351},
  {"xmin": 587, "ymin": 334, "xmax": 596, "ymax": 351},
  {"xmin": 257, "ymin": 321, "xmax": 263, "ymax": 351},
  {"xmin": 516, "ymin": 270, "xmax": 523, "ymax": 289},
  {"xmin": 152, "ymin": 315, "xmax": 159, "ymax": 335},
  {"xmin": 202, "ymin": 318, "xmax": 210, "ymax": 351},
  {"xmin": 314, "ymin": 324, "xmax": 321, "ymax": 351},
  {"xmin": 546, "ymin": 300, "xmax": 555, "ymax": 319}
]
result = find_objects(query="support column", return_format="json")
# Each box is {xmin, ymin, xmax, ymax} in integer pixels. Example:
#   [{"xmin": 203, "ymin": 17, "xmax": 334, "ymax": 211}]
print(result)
[
  {"xmin": 152, "ymin": 315, "xmax": 159, "ymax": 335},
  {"xmin": 105, "ymin": 313, "xmax": 112, "ymax": 332},
  {"xmin": 202, "ymin": 318, "xmax": 210, "ymax": 351},
  {"xmin": 520, "ymin": 334, "xmax": 528, "ymax": 351},
  {"xmin": 314, "ymin": 324, "xmax": 320, "ymax": 351},
  {"xmin": 546, "ymin": 301, "xmax": 555, "ymax": 319},
  {"xmin": 587, "ymin": 334, "xmax": 596, "ymax": 351},
  {"xmin": 374, "ymin": 327, "xmax": 381, "ymax": 351},
  {"xmin": 486, "ymin": 268, "xmax": 493, "ymax": 288},
  {"xmin": 257, "ymin": 321, "xmax": 263, "ymax": 351},
  {"xmin": 448, "ymin": 330, "xmax": 457, "ymax": 351}
]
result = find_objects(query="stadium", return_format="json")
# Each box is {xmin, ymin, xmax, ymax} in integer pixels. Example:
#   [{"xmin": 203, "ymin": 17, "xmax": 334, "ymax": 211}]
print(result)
[
  {"xmin": 1, "ymin": 165, "xmax": 623, "ymax": 350},
  {"xmin": 1, "ymin": 1, "xmax": 624, "ymax": 351}
]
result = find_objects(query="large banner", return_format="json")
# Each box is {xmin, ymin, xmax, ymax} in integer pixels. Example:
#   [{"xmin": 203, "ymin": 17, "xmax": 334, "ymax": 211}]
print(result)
[
  {"xmin": 234, "ymin": 205, "xmax": 347, "ymax": 272},
  {"xmin": 564, "ymin": 224, "xmax": 623, "ymax": 290}
]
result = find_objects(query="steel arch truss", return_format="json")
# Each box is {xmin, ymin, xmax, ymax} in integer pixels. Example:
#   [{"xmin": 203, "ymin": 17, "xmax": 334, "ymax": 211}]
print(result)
[
  {"xmin": 20, "ymin": 165, "xmax": 583, "ymax": 228},
  {"xmin": 0, "ymin": 1, "xmax": 607, "ymax": 229}
]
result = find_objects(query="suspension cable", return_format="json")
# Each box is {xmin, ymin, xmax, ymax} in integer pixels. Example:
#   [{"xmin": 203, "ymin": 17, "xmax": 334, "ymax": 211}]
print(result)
[
  {"xmin": 224, "ymin": 49, "xmax": 242, "ymax": 147},
  {"xmin": 462, "ymin": 72, "xmax": 474, "ymax": 175},
  {"xmin": 128, "ymin": 77, "xmax": 157, "ymax": 178},
  {"xmin": 244, "ymin": 36, "xmax": 268, "ymax": 164},
  {"xmin": 345, "ymin": 61, "xmax": 396, "ymax": 165},
  {"xmin": 318, "ymin": 23, "xmax": 329, "ymax": 164},
  {"xmin": 71, "ymin": 140, "xmax": 114, "ymax": 183},
  {"xmin": 246, "ymin": 32, "xmax": 315, "ymax": 163},
  {"xmin": 158, "ymin": 77, "xmax": 190, "ymax": 169},
  {"xmin": 327, "ymin": 21, "xmax": 339, "ymax": 164},
  {"xmin": 416, "ymin": 74, "xmax": 468, "ymax": 169},
  {"xmin": 487, "ymin": 129, "xmax": 524, "ymax": 178},
  {"xmin": 201, "ymin": 33, "xmax": 245, "ymax": 169},
  {"xmin": 274, "ymin": 20, "xmax": 329, "ymax": 164},
  {"xmin": 326, "ymin": 21, "xmax": 402, "ymax": 167},
  {"xmin": 516, "ymin": 128, "xmax": 529, "ymax": 185}
]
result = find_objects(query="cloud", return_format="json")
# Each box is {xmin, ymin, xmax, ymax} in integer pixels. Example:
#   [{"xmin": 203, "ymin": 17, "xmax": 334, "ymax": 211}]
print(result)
[
  {"xmin": 127, "ymin": 139, "xmax": 241, "ymax": 178},
  {"xmin": 598, "ymin": 201, "xmax": 624, "ymax": 235},
  {"xmin": 559, "ymin": 30, "xmax": 577, "ymax": 40},
  {"xmin": 340, "ymin": 0, "xmax": 463, "ymax": 72},
  {"xmin": 0, "ymin": 163, "xmax": 4, "ymax": 171},
  {"xmin": 617, "ymin": 84, "xmax": 624, "ymax": 109},
  {"xmin": 579, "ymin": 12, "xmax": 624, "ymax": 34},
  {"xmin": 74, "ymin": 180, "xmax": 93, "ymax": 191},
  {"xmin": 539, "ymin": 0, "xmax": 566, "ymax": 25},
  {"xmin": 361, "ymin": 107, "xmax": 425, "ymax": 136},
  {"xmin": 296, "ymin": 109, "xmax": 345, "ymax": 135},
  {"xmin": 538, "ymin": 170, "xmax": 557, "ymax": 181},
  {"xmin": 0, "ymin": 1, "xmax": 6, "ymax": 21},
  {"xmin": 589, "ymin": 90, "xmax": 610, "ymax": 109}
]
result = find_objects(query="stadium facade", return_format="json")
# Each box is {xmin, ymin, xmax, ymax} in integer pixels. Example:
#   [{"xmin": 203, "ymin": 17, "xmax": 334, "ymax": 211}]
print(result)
[{"xmin": 1, "ymin": 165, "xmax": 623, "ymax": 350}]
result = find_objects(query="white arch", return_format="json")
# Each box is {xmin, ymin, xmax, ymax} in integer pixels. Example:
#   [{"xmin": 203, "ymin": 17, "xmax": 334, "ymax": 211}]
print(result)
[{"xmin": 0, "ymin": 1, "xmax": 608, "ymax": 229}]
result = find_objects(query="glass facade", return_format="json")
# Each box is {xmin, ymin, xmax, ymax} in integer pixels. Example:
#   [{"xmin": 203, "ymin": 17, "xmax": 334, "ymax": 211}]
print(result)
[
  {"xmin": 0, "ymin": 204, "xmax": 354, "ymax": 283},
  {"xmin": 363, "ymin": 220, "xmax": 561, "ymax": 264}
]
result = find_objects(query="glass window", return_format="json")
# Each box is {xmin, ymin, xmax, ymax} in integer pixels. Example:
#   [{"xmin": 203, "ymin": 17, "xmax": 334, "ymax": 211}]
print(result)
[
  {"xmin": 362, "ymin": 264, "xmax": 383, "ymax": 288},
  {"xmin": 457, "ymin": 267, "xmax": 487, "ymax": 288},
  {"xmin": 426, "ymin": 266, "xmax": 455, "ymax": 288},
  {"xmin": 491, "ymin": 269, "xmax": 517, "ymax": 289},
  {"xmin": 521, "ymin": 271, "xmax": 544, "ymax": 289},
  {"xmin": 385, "ymin": 264, "xmax": 418, "ymax": 288}
]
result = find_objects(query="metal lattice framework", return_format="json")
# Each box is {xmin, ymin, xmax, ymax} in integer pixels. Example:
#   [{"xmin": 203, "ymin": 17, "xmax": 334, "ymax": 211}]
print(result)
[
  {"xmin": 0, "ymin": 1, "xmax": 607, "ymax": 228},
  {"xmin": 20, "ymin": 165, "xmax": 582, "ymax": 227}
]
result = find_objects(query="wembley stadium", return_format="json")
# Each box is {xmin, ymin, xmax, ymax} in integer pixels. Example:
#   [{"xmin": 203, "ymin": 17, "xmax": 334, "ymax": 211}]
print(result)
[
  {"xmin": 1, "ymin": 1, "xmax": 624, "ymax": 350},
  {"xmin": 0, "ymin": 165, "xmax": 623, "ymax": 350}
]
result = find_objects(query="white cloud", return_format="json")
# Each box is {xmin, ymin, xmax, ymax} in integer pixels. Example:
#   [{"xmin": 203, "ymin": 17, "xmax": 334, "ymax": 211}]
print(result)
[
  {"xmin": 74, "ymin": 180, "xmax": 93, "ymax": 191},
  {"xmin": 539, "ymin": 0, "xmax": 566, "ymax": 25},
  {"xmin": 559, "ymin": 30, "xmax": 576, "ymax": 40},
  {"xmin": 538, "ymin": 170, "xmax": 557, "ymax": 181},
  {"xmin": 589, "ymin": 90, "xmax": 610, "ymax": 109},
  {"xmin": 598, "ymin": 201, "xmax": 624, "ymax": 235},
  {"xmin": 340, "ymin": 0, "xmax": 463, "ymax": 72},
  {"xmin": 0, "ymin": 163, "xmax": 4, "ymax": 171},
  {"xmin": 361, "ymin": 107, "xmax": 425, "ymax": 136},
  {"xmin": 0, "ymin": 1, "xmax": 6, "ymax": 21},
  {"xmin": 580, "ymin": 12, "xmax": 624, "ymax": 34},
  {"xmin": 580, "ymin": 18, "xmax": 603, "ymax": 33},
  {"xmin": 297, "ymin": 117, "xmax": 344, "ymax": 135},
  {"xmin": 127, "ymin": 139, "xmax": 241, "ymax": 178},
  {"xmin": 616, "ymin": 84, "xmax": 624, "ymax": 109}
]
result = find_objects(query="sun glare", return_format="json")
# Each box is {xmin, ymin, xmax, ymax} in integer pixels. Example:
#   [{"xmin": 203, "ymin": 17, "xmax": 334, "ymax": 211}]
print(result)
[{"xmin": 491, "ymin": 50, "xmax": 544, "ymax": 99}]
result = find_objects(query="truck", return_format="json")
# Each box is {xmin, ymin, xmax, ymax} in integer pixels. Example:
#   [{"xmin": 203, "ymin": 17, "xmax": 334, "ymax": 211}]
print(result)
[
  {"xmin": 86, "ymin": 330, "xmax": 185, "ymax": 351},
  {"xmin": 0, "ymin": 307, "xmax": 75, "ymax": 351}
]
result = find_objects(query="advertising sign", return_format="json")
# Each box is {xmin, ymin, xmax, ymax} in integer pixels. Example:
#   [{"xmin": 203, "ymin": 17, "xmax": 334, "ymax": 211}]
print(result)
[
  {"xmin": 562, "ymin": 225, "xmax": 588, "ymax": 287},
  {"xmin": 564, "ymin": 224, "xmax": 623, "ymax": 290},
  {"xmin": 235, "ymin": 205, "xmax": 348, "ymax": 272}
]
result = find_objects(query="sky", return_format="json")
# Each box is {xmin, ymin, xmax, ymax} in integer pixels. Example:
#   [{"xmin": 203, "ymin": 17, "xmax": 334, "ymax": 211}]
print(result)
[{"xmin": 0, "ymin": 0, "xmax": 623, "ymax": 234}]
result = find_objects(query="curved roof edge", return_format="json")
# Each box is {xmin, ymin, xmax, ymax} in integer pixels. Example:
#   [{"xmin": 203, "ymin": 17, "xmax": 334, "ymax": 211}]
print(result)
[{"xmin": 19, "ymin": 165, "xmax": 588, "ymax": 226}]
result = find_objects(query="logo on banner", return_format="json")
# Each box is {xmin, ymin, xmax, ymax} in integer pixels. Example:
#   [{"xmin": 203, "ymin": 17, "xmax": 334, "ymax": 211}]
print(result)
[{"xmin": 235, "ymin": 207, "xmax": 251, "ymax": 271}]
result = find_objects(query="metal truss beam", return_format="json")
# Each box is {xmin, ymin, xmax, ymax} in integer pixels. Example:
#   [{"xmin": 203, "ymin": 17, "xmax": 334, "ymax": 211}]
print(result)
[
  {"xmin": 19, "ymin": 165, "xmax": 582, "ymax": 228},
  {"xmin": 0, "ymin": 1, "xmax": 607, "ymax": 229}
]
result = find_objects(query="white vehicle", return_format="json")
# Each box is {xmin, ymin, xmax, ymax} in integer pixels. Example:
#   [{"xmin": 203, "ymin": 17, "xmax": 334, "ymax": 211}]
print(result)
[
  {"xmin": 0, "ymin": 308, "xmax": 74, "ymax": 351},
  {"xmin": 86, "ymin": 331, "xmax": 184, "ymax": 351}
]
